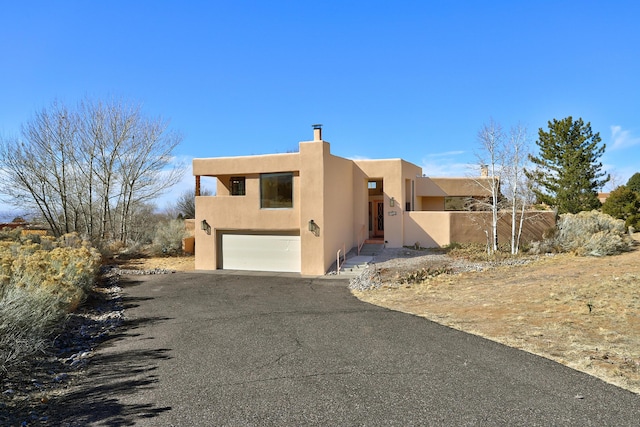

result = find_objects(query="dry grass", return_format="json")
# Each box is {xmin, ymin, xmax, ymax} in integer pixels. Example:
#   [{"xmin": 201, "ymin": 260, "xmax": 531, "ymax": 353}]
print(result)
[
  {"xmin": 115, "ymin": 254, "xmax": 195, "ymax": 271},
  {"xmin": 354, "ymin": 235, "xmax": 640, "ymax": 394}
]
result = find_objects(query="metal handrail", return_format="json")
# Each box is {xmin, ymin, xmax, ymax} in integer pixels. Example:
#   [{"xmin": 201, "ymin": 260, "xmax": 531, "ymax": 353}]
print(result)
[
  {"xmin": 336, "ymin": 243, "xmax": 346, "ymax": 275},
  {"xmin": 357, "ymin": 224, "xmax": 365, "ymax": 255}
]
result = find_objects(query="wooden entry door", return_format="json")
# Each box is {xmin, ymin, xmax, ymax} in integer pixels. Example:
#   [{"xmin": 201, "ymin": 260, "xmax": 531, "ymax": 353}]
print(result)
[{"xmin": 372, "ymin": 200, "xmax": 384, "ymax": 238}]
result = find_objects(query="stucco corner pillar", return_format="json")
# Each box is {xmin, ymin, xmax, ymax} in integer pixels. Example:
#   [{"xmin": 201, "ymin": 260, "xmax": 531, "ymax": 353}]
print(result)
[{"xmin": 299, "ymin": 140, "xmax": 329, "ymax": 275}]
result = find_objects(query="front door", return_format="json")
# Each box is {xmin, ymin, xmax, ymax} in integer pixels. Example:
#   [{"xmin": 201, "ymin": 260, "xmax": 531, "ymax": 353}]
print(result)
[{"xmin": 372, "ymin": 200, "xmax": 384, "ymax": 238}]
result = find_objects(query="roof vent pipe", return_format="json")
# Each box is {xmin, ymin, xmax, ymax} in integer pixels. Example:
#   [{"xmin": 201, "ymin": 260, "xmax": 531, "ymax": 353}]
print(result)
[{"xmin": 312, "ymin": 124, "xmax": 323, "ymax": 141}]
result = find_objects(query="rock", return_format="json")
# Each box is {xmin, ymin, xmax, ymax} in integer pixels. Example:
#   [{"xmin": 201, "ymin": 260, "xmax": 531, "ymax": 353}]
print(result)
[{"xmin": 53, "ymin": 373, "xmax": 68, "ymax": 383}]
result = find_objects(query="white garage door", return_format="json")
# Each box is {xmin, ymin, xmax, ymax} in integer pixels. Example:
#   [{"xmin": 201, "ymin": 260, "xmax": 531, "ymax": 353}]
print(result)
[{"xmin": 221, "ymin": 234, "xmax": 301, "ymax": 272}]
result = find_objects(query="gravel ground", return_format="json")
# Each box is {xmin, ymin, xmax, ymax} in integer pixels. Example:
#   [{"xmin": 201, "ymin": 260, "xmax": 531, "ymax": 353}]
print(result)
[{"xmin": 349, "ymin": 246, "xmax": 541, "ymax": 291}]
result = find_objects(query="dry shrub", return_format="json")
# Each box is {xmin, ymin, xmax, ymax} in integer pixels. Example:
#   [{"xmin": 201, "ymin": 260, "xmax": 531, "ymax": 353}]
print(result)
[
  {"xmin": 533, "ymin": 211, "xmax": 634, "ymax": 256},
  {"xmin": 105, "ymin": 239, "xmax": 127, "ymax": 255},
  {"xmin": 0, "ymin": 286, "xmax": 66, "ymax": 370},
  {"xmin": 151, "ymin": 219, "xmax": 187, "ymax": 256},
  {"xmin": 445, "ymin": 242, "xmax": 522, "ymax": 262},
  {"xmin": 0, "ymin": 233, "xmax": 101, "ymax": 372},
  {"xmin": 397, "ymin": 267, "xmax": 452, "ymax": 285},
  {"xmin": 10, "ymin": 246, "xmax": 100, "ymax": 309},
  {"xmin": 0, "ymin": 227, "xmax": 22, "ymax": 242}
]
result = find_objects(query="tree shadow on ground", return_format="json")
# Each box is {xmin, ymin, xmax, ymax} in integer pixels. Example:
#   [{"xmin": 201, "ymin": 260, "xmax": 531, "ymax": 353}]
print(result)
[
  {"xmin": 45, "ymin": 312, "xmax": 175, "ymax": 425},
  {"xmin": 47, "ymin": 347, "xmax": 173, "ymax": 426}
]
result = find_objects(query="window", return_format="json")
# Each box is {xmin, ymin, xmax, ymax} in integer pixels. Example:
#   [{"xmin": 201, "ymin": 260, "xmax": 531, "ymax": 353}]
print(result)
[
  {"xmin": 444, "ymin": 196, "xmax": 468, "ymax": 211},
  {"xmin": 368, "ymin": 181, "xmax": 377, "ymax": 189},
  {"xmin": 230, "ymin": 177, "xmax": 245, "ymax": 196},
  {"xmin": 261, "ymin": 173, "xmax": 293, "ymax": 208}
]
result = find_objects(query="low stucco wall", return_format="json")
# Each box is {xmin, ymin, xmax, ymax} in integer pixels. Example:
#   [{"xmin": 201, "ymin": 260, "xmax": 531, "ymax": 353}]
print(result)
[
  {"xmin": 449, "ymin": 210, "xmax": 556, "ymax": 246},
  {"xmin": 403, "ymin": 211, "xmax": 451, "ymax": 247},
  {"xmin": 404, "ymin": 210, "xmax": 556, "ymax": 248},
  {"xmin": 182, "ymin": 236, "xmax": 195, "ymax": 254}
]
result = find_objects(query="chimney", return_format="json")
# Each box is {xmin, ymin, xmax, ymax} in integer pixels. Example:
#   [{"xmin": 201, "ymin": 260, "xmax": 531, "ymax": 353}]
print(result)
[
  {"xmin": 480, "ymin": 164, "xmax": 488, "ymax": 177},
  {"xmin": 312, "ymin": 123, "xmax": 323, "ymax": 141}
]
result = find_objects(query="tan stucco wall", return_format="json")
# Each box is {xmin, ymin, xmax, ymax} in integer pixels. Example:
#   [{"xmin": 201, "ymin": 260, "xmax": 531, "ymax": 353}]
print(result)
[
  {"xmin": 321, "ymin": 152, "xmax": 356, "ymax": 273},
  {"xmin": 403, "ymin": 210, "xmax": 556, "ymax": 248},
  {"xmin": 415, "ymin": 177, "xmax": 494, "ymax": 198},
  {"xmin": 193, "ymin": 153, "xmax": 300, "ymax": 176},
  {"xmin": 194, "ymin": 153, "xmax": 304, "ymax": 271},
  {"xmin": 403, "ymin": 212, "xmax": 451, "ymax": 247},
  {"xmin": 354, "ymin": 159, "xmax": 399, "ymax": 246},
  {"xmin": 353, "ymin": 159, "xmax": 422, "ymax": 247},
  {"xmin": 192, "ymin": 132, "xmax": 556, "ymax": 273},
  {"xmin": 352, "ymin": 165, "xmax": 369, "ymax": 248},
  {"xmin": 448, "ymin": 212, "xmax": 491, "ymax": 245},
  {"xmin": 194, "ymin": 138, "xmax": 352, "ymax": 275},
  {"xmin": 194, "ymin": 175, "xmax": 302, "ymax": 270},
  {"xmin": 415, "ymin": 177, "xmax": 447, "ymax": 197},
  {"xmin": 449, "ymin": 211, "xmax": 556, "ymax": 246},
  {"xmin": 298, "ymin": 140, "xmax": 329, "ymax": 275},
  {"xmin": 420, "ymin": 196, "xmax": 445, "ymax": 211}
]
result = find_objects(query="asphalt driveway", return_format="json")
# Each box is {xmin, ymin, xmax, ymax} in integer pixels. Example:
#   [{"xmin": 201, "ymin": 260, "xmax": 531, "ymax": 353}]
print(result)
[{"xmin": 51, "ymin": 272, "xmax": 638, "ymax": 426}]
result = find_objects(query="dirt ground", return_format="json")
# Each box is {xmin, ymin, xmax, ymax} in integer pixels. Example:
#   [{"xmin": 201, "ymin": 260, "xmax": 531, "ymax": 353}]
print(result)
[
  {"xmin": 356, "ymin": 236, "xmax": 640, "ymax": 395},
  {"xmin": 121, "ymin": 239, "xmax": 640, "ymax": 395},
  {"xmin": 114, "ymin": 254, "xmax": 196, "ymax": 271}
]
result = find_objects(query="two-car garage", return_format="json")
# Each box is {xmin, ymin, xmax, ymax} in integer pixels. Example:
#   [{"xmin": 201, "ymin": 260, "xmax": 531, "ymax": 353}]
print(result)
[{"xmin": 220, "ymin": 232, "xmax": 301, "ymax": 273}]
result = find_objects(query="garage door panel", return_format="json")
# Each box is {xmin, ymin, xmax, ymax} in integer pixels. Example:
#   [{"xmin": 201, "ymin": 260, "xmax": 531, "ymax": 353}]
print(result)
[{"xmin": 222, "ymin": 234, "xmax": 301, "ymax": 272}]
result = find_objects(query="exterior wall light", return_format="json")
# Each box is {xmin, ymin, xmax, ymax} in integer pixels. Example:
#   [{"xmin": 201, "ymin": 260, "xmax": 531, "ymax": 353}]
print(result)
[
  {"xmin": 201, "ymin": 219, "xmax": 211, "ymax": 235},
  {"xmin": 390, "ymin": 197, "xmax": 395, "ymax": 207},
  {"xmin": 308, "ymin": 219, "xmax": 320, "ymax": 236}
]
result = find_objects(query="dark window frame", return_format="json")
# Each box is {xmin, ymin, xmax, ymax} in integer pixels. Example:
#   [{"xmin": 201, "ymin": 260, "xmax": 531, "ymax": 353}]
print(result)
[
  {"xmin": 230, "ymin": 177, "xmax": 246, "ymax": 196},
  {"xmin": 260, "ymin": 172, "xmax": 293, "ymax": 209}
]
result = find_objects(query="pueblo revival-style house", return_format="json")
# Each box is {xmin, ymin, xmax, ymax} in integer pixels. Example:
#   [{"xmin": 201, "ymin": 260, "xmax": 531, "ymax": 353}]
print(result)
[{"xmin": 193, "ymin": 125, "xmax": 554, "ymax": 275}]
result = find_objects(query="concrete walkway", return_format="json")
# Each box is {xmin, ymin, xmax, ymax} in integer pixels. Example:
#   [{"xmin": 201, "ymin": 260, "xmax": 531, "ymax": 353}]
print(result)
[{"xmin": 47, "ymin": 272, "xmax": 639, "ymax": 426}]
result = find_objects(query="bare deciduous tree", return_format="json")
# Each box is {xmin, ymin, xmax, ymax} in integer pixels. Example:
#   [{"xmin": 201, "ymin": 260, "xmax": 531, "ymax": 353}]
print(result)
[
  {"xmin": 474, "ymin": 120, "xmax": 533, "ymax": 254},
  {"xmin": 174, "ymin": 187, "xmax": 213, "ymax": 219},
  {"xmin": 503, "ymin": 123, "xmax": 531, "ymax": 254},
  {"xmin": 475, "ymin": 119, "xmax": 504, "ymax": 252},
  {"xmin": 0, "ymin": 98, "xmax": 185, "ymax": 244}
]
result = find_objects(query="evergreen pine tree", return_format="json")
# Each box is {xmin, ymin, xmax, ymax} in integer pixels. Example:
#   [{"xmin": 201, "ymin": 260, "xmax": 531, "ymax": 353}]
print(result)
[
  {"xmin": 601, "ymin": 185, "xmax": 640, "ymax": 229},
  {"xmin": 626, "ymin": 172, "xmax": 640, "ymax": 194},
  {"xmin": 525, "ymin": 116, "xmax": 609, "ymax": 214}
]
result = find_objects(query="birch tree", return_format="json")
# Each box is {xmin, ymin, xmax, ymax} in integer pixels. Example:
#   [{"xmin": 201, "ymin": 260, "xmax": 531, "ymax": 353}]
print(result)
[
  {"xmin": 475, "ymin": 120, "xmax": 533, "ymax": 254},
  {"xmin": 476, "ymin": 119, "xmax": 504, "ymax": 252},
  {"xmin": 503, "ymin": 124, "xmax": 531, "ymax": 254}
]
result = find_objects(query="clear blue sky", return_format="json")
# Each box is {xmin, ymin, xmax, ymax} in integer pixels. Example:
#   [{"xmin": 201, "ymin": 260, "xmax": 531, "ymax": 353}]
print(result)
[{"xmin": 1, "ymin": 1, "xmax": 639, "ymax": 210}]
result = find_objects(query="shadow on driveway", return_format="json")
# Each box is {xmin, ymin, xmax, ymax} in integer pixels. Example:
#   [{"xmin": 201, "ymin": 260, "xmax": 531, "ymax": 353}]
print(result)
[
  {"xmin": 48, "ymin": 291, "xmax": 174, "ymax": 426},
  {"xmin": 49, "ymin": 272, "xmax": 640, "ymax": 425}
]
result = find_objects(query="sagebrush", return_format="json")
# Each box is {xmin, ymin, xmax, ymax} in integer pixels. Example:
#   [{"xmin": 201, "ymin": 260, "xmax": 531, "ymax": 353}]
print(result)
[
  {"xmin": 530, "ymin": 211, "xmax": 634, "ymax": 256},
  {"xmin": 0, "ymin": 230, "xmax": 101, "ymax": 373},
  {"xmin": 151, "ymin": 219, "xmax": 187, "ymax": 256},
  {"xmin": 396, "ymin": 267, "xmax": 452, "ymax": 285}
]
